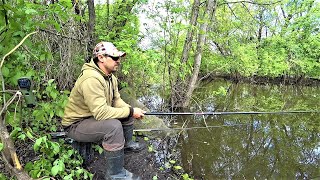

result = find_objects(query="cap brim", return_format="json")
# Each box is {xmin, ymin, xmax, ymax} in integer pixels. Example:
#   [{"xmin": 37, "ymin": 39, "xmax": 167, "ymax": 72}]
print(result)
[{"xmin": 117, "ymin": 51, "xmax": 126, "ymax": 57}]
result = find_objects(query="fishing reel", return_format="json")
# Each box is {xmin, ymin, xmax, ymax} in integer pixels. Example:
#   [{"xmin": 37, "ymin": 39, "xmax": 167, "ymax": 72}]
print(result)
[{"xmin": 18, "ymin": 77, "xmax": 37, "ymax": 108}]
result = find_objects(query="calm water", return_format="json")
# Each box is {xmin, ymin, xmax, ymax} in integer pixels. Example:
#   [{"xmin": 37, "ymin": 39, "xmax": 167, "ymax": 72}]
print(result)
[
  {"xmin": 175, "ymin": 80, "xmax": 320, "ymax": 179},
  {"xmin": 144, "ymin": 80, "xmax": 320, "ymax": 179}
]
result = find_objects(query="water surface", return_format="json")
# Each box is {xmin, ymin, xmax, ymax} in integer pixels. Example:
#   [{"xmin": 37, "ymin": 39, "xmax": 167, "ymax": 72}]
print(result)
[{"xmin": 163, "ymin": 80, "xmax": 320, "ymax": 179}]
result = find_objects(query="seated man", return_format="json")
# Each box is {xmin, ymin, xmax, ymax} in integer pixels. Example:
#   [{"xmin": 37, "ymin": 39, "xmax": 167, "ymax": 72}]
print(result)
[{"xmin": 62, "ymin": 41, "xmax": 145, "ymax": 180}]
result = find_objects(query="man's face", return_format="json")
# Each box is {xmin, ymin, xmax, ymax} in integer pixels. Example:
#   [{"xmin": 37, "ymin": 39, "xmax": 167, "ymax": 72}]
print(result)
[{"xmin": 104, "ymin": 55, "xmax": 121, "ymax": 73}]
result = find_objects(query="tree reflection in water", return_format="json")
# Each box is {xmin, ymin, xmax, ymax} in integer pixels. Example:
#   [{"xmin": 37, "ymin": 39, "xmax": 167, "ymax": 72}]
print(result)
[{"xmin": 175, "ymin": 80, "xmax": 320, "ymax": 179}]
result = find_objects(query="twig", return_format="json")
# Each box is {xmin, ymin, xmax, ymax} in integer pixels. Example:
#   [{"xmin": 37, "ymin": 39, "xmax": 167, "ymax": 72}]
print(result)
[
  {"xmin": 39, "ymin": 28, "xmax": 85, "ymax": 43},
  {"xmin": 0, "ymin": 90, "xmax": 18, "ymax": 94},
  {"xmin": 0, "ymin": 91, "xmax": 21, "ymax": 116},
  {"xmin": 14, "ymin": 93, "xmax": 22, "ymax": 124},
  {"xmin": 22, "ymin": 45, "xmax": 39, "ymax": 61},
  {"xmin": 0, "ymin": 31, "xmax": 38, "ymax": 69}
]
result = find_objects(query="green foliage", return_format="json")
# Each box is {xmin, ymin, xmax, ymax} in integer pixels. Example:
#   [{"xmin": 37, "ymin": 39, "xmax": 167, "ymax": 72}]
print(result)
[
  {"xmin": 94, "ymin": 2, "xmax": 166, "ymax": 93},
  {"xmin": 31, "ymin": 79, "xmax": 69, "ymax": 132},
  {"xmin": 1, "ymin": 0, "xmax": 84, "ymax": 92},
  {"xmin": 148, "ymin": 144, "xmax": 155, "ymax": 152},
  {"xmin": 258, "ymin": 37, "xmax": 289, "ymax": 77},
  {"xmin": 25, "ymin": 136, "xmax": 92, "ymax": 179},
  {"xmin": 200, "ymin": 0, "xmax": 320, "ymax": 79},
  {"xmin": 0, "ymin": 173, "xmax": 10, "ymax": 180},
  {"xmin": 139, "ymin": 0, "xmax": 192, "ymax": 83},
  {"xmin": 93, "ymin": 144, "xmax": 104, "ymax": 154},
  {"xmin": 212, "ymin": 86, "xmax": 227, "ymax": 96},
  {"xmin": 0, "ymin": 1, "xmax": 85, "ymax": 179},
  {"xmin": 182, "ymin": 173, "xmax": 194, "ymax": 180},
  {"xmin": 1, "ymin": 0, "xmax": 319, "ymax": 179}
]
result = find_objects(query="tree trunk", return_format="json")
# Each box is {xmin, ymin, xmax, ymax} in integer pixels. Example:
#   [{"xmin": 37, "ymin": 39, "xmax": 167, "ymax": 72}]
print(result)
[
  {"xmin": 87, "ymin": 0, "xmax": 96, "ymax": 60},
  {"xmin": 181, "ymin": 0, "xmax": 200, "ymax": 64},
  {"xmin": 72, "ymin": 0, "xmax": 80, "ymax": 15},
  {"xmin": 182, "ymin": 0, "xmax": 217, "ymax": 107},
  {"xmin": 171, "ymin": 0, "xmax": 200, "ymax": 108}
]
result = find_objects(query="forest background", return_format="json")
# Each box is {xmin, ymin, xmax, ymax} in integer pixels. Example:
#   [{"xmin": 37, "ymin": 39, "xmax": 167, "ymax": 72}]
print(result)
[{"xmin": 0, "ymin": 0, "xmax": 319, "ymax": 179}]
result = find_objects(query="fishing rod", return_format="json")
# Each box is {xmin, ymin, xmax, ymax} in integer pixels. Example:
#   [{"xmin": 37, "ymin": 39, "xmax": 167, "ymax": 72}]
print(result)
[
  {"xmin": 50, "ymin": 123, "xmax": 250, "ymax": 138},
  {"xmin": 144, "ymin": 110, "xmax": 319, "ymax": 116},
  {"xmin": 133, "ymin": 123, "xmax": 249, "ymax": 132}
]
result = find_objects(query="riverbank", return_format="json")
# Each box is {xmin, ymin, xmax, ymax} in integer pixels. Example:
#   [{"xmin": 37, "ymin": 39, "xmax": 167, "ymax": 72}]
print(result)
[{"xmin": 203, "ymin": 74, "xmax": 320, "ymax": 86}]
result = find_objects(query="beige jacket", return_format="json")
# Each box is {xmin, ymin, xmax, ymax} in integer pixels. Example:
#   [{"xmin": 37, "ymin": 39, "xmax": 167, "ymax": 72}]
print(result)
[{"xmin": 62, "ymin": 60, "xmax": 131, "ymax": 126}]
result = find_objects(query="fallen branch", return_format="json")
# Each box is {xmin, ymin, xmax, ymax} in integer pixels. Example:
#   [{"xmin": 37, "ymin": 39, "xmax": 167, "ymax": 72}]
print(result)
[{"xmin": 0, "ymin": 92, "xmax": 32, "ymax": 179}]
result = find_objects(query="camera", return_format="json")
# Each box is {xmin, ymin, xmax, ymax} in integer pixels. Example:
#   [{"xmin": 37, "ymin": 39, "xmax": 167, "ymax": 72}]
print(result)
[{"xmin": 17, "ymin": 77, "xmax": 36, "ymax": 108}]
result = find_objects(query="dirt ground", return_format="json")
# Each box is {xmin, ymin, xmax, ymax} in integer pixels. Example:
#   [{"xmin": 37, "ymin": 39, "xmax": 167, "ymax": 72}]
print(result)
[{"xmin": 87, "ymin": 138, "xmax": 180, "ymax": 180}]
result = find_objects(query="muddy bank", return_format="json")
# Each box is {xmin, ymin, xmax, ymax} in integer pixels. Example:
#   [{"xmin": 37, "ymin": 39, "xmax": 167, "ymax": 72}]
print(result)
[
  {"xmin": 203, "ymin": 74, "xmax": 320, "ymax": 86},
  {"xmin": 88, "ymin": 136, "xmax": 181, "ymax": 180}
]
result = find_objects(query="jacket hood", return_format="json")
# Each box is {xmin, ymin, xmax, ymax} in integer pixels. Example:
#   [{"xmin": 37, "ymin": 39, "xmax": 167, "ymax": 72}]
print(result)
[{"xmin": 81, "ymin": 59, "xmax": 109, "ymax": 78}]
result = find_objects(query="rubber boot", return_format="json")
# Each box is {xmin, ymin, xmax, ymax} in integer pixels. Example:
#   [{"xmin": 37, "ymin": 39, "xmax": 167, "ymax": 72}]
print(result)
[
  {"xmin": 123, "ymin": 125, "xmax": 145, "ymax": 152},
  {"xmin": 105, "ymin": 149, "xmax": 141, "ymax": 180}
]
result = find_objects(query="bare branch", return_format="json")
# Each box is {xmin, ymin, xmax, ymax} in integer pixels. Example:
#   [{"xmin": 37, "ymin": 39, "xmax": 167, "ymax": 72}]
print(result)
[
  {"xmin": 241, "ymin": 2, "xmax": 256, "ymax": 21},
  {"xmin": 39, "ymin": 28, "xmax": 85, "ymax": 44},
  {"xmin": 227, "ymin": 3, "xmax": 238, "ymax": 19},
  {"xmin": 0, "ymin": 31, "xmax": 38, "ymax": 69},
  {"xmin": 219, "ymin": 0, "xmax": 282, "ymax": 6}
]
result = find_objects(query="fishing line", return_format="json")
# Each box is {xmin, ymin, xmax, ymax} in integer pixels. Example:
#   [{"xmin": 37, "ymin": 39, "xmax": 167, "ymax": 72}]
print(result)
[{"xmin": 144, "ymin": 110, "xmax": 319, "ymax": 116}]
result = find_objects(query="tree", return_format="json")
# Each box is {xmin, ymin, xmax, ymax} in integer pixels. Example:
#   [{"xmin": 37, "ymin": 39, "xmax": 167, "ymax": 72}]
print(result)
[{"xmin": 171, "ymin": 0, "xmax": 217, "ymax": 108}]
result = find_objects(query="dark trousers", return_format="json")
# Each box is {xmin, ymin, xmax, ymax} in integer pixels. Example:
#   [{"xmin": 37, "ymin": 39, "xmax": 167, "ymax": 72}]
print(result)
[{"xmin": 66, "ymin": 117, "xmax": 134, "ymax": 151}]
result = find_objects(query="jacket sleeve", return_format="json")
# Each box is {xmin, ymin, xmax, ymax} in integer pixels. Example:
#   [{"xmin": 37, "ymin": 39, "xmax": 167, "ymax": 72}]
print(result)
[{"xmin": 80, "ymin": 78, "xmax": 130, "ymax": 120}]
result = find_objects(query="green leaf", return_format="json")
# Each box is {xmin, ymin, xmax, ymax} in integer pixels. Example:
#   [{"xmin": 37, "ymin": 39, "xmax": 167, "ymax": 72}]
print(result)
[
  {"xmin": 50, "ymin": 91, "xmax": 58, "ymax": 99},
  {"xmin": 93, "ymin": 145, "xmax": 103, "ymax": 154},
  {"xmin": 2, "ymin": 66, "xmax": 10, "ymax": 77},
  {"xmin": 0, "ymin": 143, "xmax": 3, "ymax": 151},
  {"xmin": 48, "ymin": 79, "xmax": 55, "ymax": 85},
  {"xmin": 152, "ymin": 176, "xmax": 158, "ymax": 180},
  {"xmin": 25, "ymin": 8, "xmax": 37, "ymax": 15},
  {"xmin": 40, "ymin": 54, "xmax": 46, "ymax": 61},
  {"xmin": 169, "ymin": 160, "xmax": 176, "ymax": 164},
  {"xmin": 76, "ymin": 168, "xmax": 84, "ymax": 179},
  {"xmin": 182, "ymin": 173, "xmax": 190, "ymax": 180},
  {"xmin": 30, "ymin": 169, "xmax": 40, "ymax": 178},
  {"xmin": 51, "ymin": 142, "xmax": 60, "ymax": 155},
  {"xmin": 51, "ymin": 165, "xmax": 60, "ymax": 176},
  {"xmin": 174, "ymin": 166, "xmax": 182, "ymax": 170},
  {"xmin": 34, "ymin": 137, "xmax": 43, "ymax": 151},
  {"xmin": 56, "ymin": 109, "xmax": 64, "ymax": 117},
  {"xmin": 10, "ymin": 127, "xmax": 21, "ymax": 138},
  {"xmin": 18, "ymin": 134, "xmax": 26, "ymax": 140},
  {"xmin": 148, "ymin": 145, "xmax": 154, "ymax": 152},
  {"xmin": 26, "ymin": 131, "xmax": 34, "ymax": 139}
]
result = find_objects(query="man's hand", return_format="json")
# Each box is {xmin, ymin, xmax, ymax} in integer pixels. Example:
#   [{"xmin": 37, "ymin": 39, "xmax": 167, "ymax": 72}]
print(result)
[{"xmin": 132, "ymin": 108, "xmax": 146, "ymax": 119}]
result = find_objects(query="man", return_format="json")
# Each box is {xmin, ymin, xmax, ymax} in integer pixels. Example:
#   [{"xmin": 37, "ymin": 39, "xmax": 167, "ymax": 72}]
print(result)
[{"xmin": 62, "ymin": 41, "xmax": 145, "ymax": 179}]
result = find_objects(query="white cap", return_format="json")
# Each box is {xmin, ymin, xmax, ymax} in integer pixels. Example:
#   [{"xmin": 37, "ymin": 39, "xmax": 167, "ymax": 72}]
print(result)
[{"xmin": 93, "ymin": 42, "xmax": 126, "ymax": 57}]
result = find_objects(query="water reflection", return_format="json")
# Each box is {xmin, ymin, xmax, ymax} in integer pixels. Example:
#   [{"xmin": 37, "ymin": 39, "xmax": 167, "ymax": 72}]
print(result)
[{"xmin": 175, "ymin": 80, "xmax": 320, "ymax": 179}]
